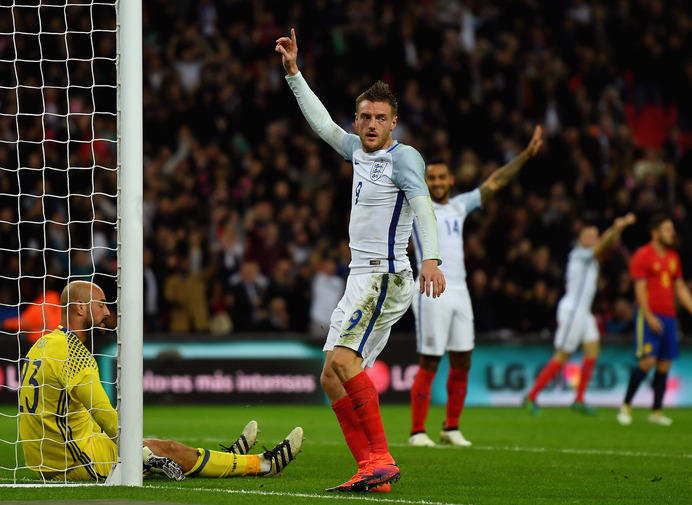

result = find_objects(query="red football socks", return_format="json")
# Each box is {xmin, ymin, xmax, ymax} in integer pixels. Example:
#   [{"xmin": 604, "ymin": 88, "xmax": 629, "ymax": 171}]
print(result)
[
  {"xmin": 575, "ymin": 357, "xmax": 596, "ymax": 403},
  {"xmin": 528, "ymin": 358, "xmax": 562, "ymax": 401},
  {"xmin": 410, "ymin": 367, "xmax": 436, "ymax": 433},
  {"xmin": 445, "ymin": 368, "xmax": 469, "ymax": 430},
  {"xmin": 331, "ymin": 395, "xmax": 369, "ymax": 465},
  {"xmin": 343, "ymin": 371, "xmax": 389, "ymax": 455}
]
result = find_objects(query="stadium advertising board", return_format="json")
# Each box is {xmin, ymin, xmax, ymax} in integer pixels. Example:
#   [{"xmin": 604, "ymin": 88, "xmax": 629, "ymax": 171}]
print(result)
[
  {"xmin": 98, "ymin": 340, "xmax": 325, "ymax": 404},
  {"xmin": 371, "ymin": 341, "xmax": 692, "ymax": 407},
  {"xmin": 139, "ymin": 359, "xmax": 323, "ymax": 403},
  {"xmin": 2, "ymin": 337, "xmax": 691, "ymax": 406}
]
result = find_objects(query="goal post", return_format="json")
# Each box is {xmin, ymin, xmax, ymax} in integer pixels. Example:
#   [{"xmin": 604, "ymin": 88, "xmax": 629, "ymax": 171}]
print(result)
[
  {"xmin": 0, "ymin": 0, "xmax": 143, "ymax": 486},
  {"xmin": 115, "ymin": 0, "xmax": 144, "ymax": 487}
]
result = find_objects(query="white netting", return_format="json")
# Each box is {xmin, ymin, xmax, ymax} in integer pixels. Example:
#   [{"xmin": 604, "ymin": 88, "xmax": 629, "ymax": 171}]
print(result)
[{"xmin": 0, "ymin": 0, "xmax": 118, "ymax": 484}]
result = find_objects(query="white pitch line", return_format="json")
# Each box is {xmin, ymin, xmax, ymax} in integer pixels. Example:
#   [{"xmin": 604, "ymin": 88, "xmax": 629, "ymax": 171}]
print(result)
[
  {"xmin": 145, "ymin": 485, "xmax": 473, "ymax": 505},
  {"xmin": 470, "ymin": 445, "xmax": 692, "ymax": 459},
  {"xmin": 0, "ymin": 479, "xmax": 473, "ymax": 504},
  {"xmin": 192, "ymin": 437, "xmax": 691, "ymax": 459}
]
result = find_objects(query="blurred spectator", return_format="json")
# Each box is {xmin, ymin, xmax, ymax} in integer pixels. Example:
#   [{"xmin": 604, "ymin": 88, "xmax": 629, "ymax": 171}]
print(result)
[
  {"xmin": 604, "ymin": 297, "xmax": 635, "ymax": 335},
  {"xmin": 143, "ymin": 247, "xmax": 162, "ymax": 333},
  {"xmin": 4, "ymin": 1, "xmax": 692, "ymax": 338},
  {"xmin": 256, "ymin": 296, "xmax": 291, "ymax": 333},
  {"xmin": 523, "ymin": 280, "xmax": 556, "ymax": 335},
  {"xmin": 208, "ymin": 279, "xmax": 234, "ymax": 336},
  {"xmin": 162, "ymin": 254, "xmax": 215, "ymax": 333},
  {"xmin": 468, "ymin": 269, "xmax": 497, "ymax": 333},
  {"xmin": 228, "ymin": 261, "xmax": 268, "ymax": 332},
  {"xmin": 309, "ymin": 257, "xmax": 346, "ymax": 338},
  {"xmin": 3, "ymin": 289, "xmax": 61, "ymax": 344}
]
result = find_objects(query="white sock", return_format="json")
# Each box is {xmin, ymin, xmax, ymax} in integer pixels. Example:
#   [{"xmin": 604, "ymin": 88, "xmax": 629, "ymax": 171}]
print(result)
[{"xmin": 259, "ymin": 454, "xmax": 271, "ymax": 474}]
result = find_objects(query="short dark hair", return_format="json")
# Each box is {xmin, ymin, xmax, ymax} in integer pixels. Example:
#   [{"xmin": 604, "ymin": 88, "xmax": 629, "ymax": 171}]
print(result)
[
  {"xmin": 425, "ymin": 157, "xmax": 451, "ymax": 174},
  {"xmin": 426, "ymin": 157, "xmax": 449, "ymax": 167},
  {"xmin": 649, "ymin": 213, "xmax": 669, "ymax": 231},
  {"xmin": 356, "ymin": 81, "xmax": 398, "ymax": 117}
]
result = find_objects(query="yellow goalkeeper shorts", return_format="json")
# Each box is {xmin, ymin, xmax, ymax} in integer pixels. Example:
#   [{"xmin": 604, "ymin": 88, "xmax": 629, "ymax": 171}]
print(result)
[{"xmin": 42, "ymin": 431, "xmax": 117, "ymax": 482}]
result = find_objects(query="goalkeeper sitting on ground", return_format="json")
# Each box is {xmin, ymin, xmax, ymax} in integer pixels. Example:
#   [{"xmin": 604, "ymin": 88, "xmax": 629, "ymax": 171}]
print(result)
[{"xmin": 19, "ymin": 280, "xmax": 303, "ymax": 481}]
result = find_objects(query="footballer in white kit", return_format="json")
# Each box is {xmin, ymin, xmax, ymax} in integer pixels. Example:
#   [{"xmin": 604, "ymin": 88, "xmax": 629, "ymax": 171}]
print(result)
[
  {"xmin": 523, "ymin": 213, "xmax": 636, "ymax": 416},
  {"xmin": 277, "ymin": 28, "xmax": 445, "ymax": 493},
  {"xmin": 412, "ymin": 190, "xmax": 481, "ymax": 356},
  {"xmin": 285, "ymin": 77, "xmax": 440, "ymax": 367},
  {"xmin": 328, "ymin": 135, "xmax": 441, "ymax": 366},
  {"xmin": 554, "ymin": 245, "xmax": 601, "ymax": 353},
  {"xmin": 408, "ymin": 127, "xmax": 544, "ymax": 449}
]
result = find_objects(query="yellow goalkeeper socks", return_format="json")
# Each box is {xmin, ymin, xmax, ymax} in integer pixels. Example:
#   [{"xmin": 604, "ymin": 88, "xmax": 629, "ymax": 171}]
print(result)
[{"xmin": 186, "ymin": 449, "xmax": 261, "ymax": 478}]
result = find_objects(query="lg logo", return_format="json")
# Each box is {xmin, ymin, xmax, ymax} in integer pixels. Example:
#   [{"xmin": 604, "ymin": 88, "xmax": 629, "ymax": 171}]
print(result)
[{"xmin": 366, "ymin": 361, "xmax": 419, "ymax": 394}]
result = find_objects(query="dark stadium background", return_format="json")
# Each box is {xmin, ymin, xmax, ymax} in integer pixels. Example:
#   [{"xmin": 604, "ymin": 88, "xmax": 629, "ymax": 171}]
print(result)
[{"xmin": 1, "ymin": 0, "xmax": 692, "ymax": 406}]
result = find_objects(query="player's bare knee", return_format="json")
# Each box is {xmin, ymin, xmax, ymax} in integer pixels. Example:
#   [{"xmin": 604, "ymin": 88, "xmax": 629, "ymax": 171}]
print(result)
[
  {"xmin": 329, "ymin": 347, "xmax": 361, "ymax": 378},
  {"xmin": 320, "ymin": 368, "xmax": 339, "ymax": 392},
  {"xmin": 553, "ymin": 349, "xmax": 570, "ymax": 364},
  {"xmin": 639, "ymin": 357, "xmax": 656, "ymax": 372},
  {"xmin": 419, "ymin": 354, "xmax": 441, "ymax": 372},
  {"xmin": 448, "ymin": 351, "xmax": 470, "ymax": 371},
  {"xmin": 656, "ymin": 360, "xmax": 671, "ymax": 373}
]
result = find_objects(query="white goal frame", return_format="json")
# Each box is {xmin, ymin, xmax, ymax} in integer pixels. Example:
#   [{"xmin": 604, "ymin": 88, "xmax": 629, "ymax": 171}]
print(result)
[{"xmin": 111, "ymin": 0, "xmax": 143, "ymax": 487}]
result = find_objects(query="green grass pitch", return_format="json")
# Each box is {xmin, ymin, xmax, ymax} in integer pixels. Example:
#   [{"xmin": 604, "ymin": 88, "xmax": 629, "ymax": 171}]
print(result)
[{"xmin": 1, "ymin": 404, "xmax": 690, "ymax": 504}]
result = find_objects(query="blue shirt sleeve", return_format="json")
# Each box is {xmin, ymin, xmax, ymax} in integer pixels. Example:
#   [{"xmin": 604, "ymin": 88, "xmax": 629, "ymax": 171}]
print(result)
[
  {"xmin": 341, "ymin": 134, "xmax": 361, "ymax": 162},
  {"xmin": 390, "ymin": 145, "xmax": 429, "ymax": 199},
  {"xmin": 451, "ymin": 189, "xmax": 482, "ymax": 214}
]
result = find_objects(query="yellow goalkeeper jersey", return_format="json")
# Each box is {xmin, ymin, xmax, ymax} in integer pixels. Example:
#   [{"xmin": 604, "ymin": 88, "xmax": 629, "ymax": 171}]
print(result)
[{"xmin": 19, "ymin": 326, "xmax": 117, "ymax": 477}]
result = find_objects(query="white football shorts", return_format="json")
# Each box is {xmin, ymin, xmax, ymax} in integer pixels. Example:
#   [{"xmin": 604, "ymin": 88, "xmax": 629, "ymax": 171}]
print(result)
[
  {"xmin": 323, "ymin": 271, "xmax": 414, "ymax": 368},
  {"xmin": 553, "ymin": 304, "xmax": 599, "ymax": 353},
  {"xmin": 412, "ymin": 284, "xmax": 475, "ymax": 356}
]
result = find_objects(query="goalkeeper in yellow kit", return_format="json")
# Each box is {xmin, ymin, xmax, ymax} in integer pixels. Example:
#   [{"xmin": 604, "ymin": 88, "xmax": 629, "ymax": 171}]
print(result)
[{"xmin": 19, "ymin": 280, "xmax": 303, "ymax": 481}]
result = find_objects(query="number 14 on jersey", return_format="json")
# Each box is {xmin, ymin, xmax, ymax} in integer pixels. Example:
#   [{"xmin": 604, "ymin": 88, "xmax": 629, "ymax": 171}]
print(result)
[{"xmin": 445, "ymin": 218, "xmax": 460, "ymax": 236}]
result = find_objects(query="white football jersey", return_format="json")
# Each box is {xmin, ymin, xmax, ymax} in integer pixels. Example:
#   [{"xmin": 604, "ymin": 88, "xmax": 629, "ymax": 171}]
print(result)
[
  {"xmin": 412, "ymin": 189, "xmax": 481, "ymax": 289},
  {"xmin": 556, "ymin": 246, "xmax": 598, "ymax": 314},
  {"xmin": 341, "ymin": 134, "xmax": 430, "ymax": 274}
]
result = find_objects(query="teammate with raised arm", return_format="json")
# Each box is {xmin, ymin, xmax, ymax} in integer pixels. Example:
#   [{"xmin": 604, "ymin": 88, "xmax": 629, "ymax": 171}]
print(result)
[
  {"xmin": 408, "ymin": 129, "xmax": 543, "ymax": 448},
  {"xmin": 19, "ymin": 280, "xmax": 303, "ymax": 481},
  {"xmin": 523, "ymin": 213, "xmax": 636, "ymax": 416},
  {"xmin": 617, "ymin": 215, "xmax": 692, "ymax": 426},
  {"xmin": 276, "ymin": 29, "xmax": 445, "ymax": 493}
]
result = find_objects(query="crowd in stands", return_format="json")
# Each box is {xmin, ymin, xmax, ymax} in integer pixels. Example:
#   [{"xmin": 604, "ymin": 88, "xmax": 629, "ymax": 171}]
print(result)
[
  {"xmin": 0, "ymin": 1, "xmax": 118, "ymax": 338},
  {"xmin": 3, "ymin": 1, "xmax": 692, "ymax": 340}
]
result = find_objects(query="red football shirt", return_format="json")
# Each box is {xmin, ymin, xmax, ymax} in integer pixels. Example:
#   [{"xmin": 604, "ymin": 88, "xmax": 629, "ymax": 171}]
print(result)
[{"xmin": 629, "ymin": 243, "xmax": 682, "ymax": 317}]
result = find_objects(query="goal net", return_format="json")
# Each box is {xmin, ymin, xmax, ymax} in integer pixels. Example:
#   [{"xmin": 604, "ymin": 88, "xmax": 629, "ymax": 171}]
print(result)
[{"xmin": 0, "ymin": 0, "xmax": 142, "ymax": 486}]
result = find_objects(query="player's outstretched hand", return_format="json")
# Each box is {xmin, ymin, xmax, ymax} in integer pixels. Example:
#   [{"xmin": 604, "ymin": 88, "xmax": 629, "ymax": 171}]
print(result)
[
  {"xmin": 614, "ymin": 212, "xmax": 636, "ymax": 229},
  {"xmin": 420, "ymin": 260, "xmax": 446, "ymax": 298},
  {"xmin": 275, "ymin": 28, "xmax": 299, "ymax": 76},
  {"xmin": 524, "ymin": 125, "xmax": 543, "ymax": 158}
]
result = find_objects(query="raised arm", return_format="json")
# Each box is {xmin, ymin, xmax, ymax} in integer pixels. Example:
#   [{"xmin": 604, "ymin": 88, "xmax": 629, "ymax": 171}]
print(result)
[
  {"xmin": 478, "ymin": 125, "xmax": 543, "ymax": 205},
  {"xmin": 276, "ymin": 29, "xmax": 348, "ymax": 156},
  {"xmin": 593, "ymin": 212, "xmax": 636, "ymax": 259}
]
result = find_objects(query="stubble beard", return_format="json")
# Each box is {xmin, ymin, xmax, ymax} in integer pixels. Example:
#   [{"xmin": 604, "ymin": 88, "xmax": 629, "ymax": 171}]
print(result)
[
  {"xmin": 85, "ymin": 314, "xmax": 107, "ymax": 336},
  {"xmin": 431, "ymin": 188, "xmax": 449, "ymax": 204}
]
